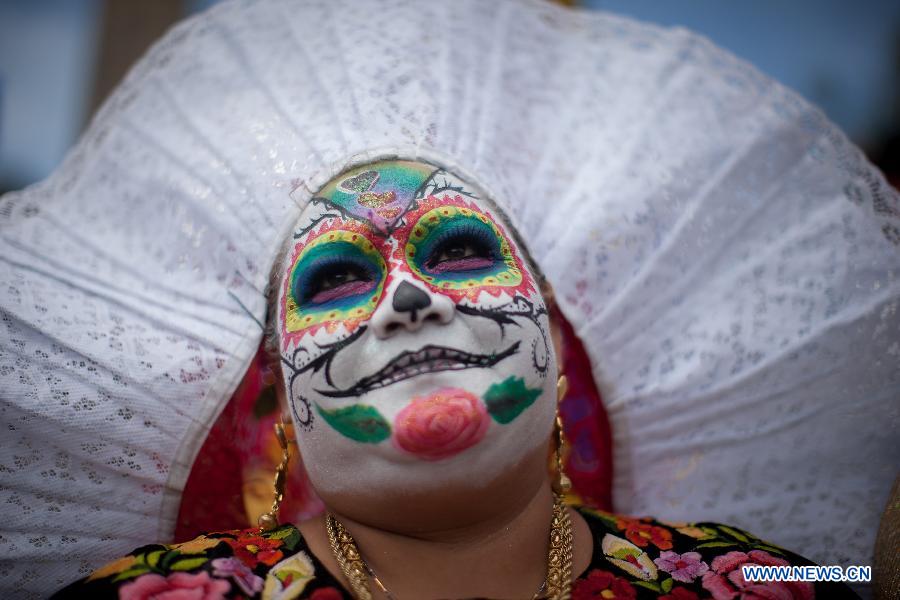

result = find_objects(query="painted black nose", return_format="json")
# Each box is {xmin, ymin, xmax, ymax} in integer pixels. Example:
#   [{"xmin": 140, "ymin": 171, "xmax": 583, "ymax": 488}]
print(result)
[{"xmin": 393, "ymin": 280, "xmax": 431, "ymax": 322}]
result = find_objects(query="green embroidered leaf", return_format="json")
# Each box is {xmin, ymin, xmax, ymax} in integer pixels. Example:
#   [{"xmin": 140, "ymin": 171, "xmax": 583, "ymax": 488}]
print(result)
[
  {"xmin": 266, "ymin": 526, "xmax": 295, "ymax": 540},
  {"xmin": 267, "ymin": 525, "xmax": 301, "ymax": 550},
  {"xmin": 586, "ymin": 509, "xmax": 619, "ymax": 527},
  {"xmin": 158, "ymin": 549, "xmax": 187, "ymax": 571},
  {"xmin": 756, "ymin": 544, "xmax": 787, "ymax": 555},
  {"xmin": 145, "ymin": 550, "xmax": 164, "ymax": 568},
  {"xmin": 719, "ymin": 525, "xmax": 750, "ymax": 543},
  {"xmin": 661, "ymin": 578, "xmax": 674, "ymax": 593},
  {"xmin": 111, "ymin": 566, "xmax": 151, "ymax": 582},
  {"xmin": 170, "ymin": 557, "xmax": 209, "ymax": 571},
  {"xmin": 279, "ymin": 528, "xmax": 302, "ymax": 551},
  {"xmin": 695, "ymin": 541, "xmax": 737, "ymax": 549},
  {"xmin": 483, "ymin": 376, "xmax": 542, "ymax": 424},
  {"xmin": 634, "ymin": 581, "xmax": 662, "ymax": 592}
]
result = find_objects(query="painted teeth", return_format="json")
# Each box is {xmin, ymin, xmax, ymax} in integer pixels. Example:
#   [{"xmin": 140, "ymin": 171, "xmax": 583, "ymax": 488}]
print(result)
[
  {"xmin": 377, "ymin": 349, "xmax": 481, "ymax": 383},
  {"xmin": 347, "ymin": 345, "xmax": 508, "ymax": 395},
  {"xmin": 316, "ymin": 341, "xmax": 519, "ymax": 398}
]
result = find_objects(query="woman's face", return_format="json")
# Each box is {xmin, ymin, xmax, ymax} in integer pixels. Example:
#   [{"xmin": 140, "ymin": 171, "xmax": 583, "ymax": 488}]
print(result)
[{"xmin": 276, "ymin": 159, "xmax": 556, "ymax": 512}]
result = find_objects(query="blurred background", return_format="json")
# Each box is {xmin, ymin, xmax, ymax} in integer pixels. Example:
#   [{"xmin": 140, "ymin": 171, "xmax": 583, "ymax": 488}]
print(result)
[{"xmin": 1, "ymin": 0, "xmax": 899, "ymax": 194}]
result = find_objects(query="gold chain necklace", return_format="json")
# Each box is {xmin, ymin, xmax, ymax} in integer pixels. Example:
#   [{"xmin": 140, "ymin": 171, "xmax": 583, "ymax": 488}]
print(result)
[{"xmin": 325, "ymin": 495, "xmax": 573, "ymax": 600}]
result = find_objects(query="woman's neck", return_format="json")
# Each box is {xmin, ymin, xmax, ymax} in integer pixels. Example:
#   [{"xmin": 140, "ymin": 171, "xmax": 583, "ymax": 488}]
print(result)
[{"xmin": 299, "ymin": 480, "xmax": 592, "ymax": 599}]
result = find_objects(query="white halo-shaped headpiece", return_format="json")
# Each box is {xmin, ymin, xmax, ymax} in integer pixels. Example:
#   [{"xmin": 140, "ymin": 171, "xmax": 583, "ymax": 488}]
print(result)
[{"xmin": 1, "ymin": 0, "xmax": 897, "ymax": 597}]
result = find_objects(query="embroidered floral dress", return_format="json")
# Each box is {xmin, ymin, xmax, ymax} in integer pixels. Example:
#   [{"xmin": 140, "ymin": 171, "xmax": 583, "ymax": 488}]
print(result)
[{"xmin": 53, "ymin": 506, "xmax": 859, "ymax": 599}]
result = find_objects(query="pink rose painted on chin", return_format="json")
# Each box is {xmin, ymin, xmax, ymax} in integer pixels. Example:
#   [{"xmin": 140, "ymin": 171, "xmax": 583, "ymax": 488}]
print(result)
[
  {"xmin": 119, "ymin": 571, "xmax": 230, "ymax": 600},
  {"xmin": 393, "ymin": 388, "xmax": 490, "ymax": 461},
  {"xmin": 701, "ymin": 550, "xmax": 815, "ymax": 600}
]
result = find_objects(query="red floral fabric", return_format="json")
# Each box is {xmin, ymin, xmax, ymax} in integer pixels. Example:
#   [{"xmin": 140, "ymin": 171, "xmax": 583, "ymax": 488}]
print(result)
[{"xmin": 55, "ymin": 504, "xmax": 858, "ymax": 599}]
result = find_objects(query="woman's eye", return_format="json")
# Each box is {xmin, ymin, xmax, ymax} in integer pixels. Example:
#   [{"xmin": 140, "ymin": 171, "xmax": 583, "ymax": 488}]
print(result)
[
  {"xmin": 425, "ymin": 236, "xmax": 495, "ymax": 272},
  {"xmin": 318, "ymin": 268, "xmax": 361, "ymax": 290},
  {"xmin": 306, "ymin": 264, "xmax": 374, "ymax": 304},
  {"xmin": 435, "ymin": 241, "xmax": 479, "ymax": 262}
]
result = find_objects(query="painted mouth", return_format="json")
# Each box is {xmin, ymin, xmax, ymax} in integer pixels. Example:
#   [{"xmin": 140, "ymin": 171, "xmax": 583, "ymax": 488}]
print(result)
[{"xmin": 316, "ymin": 342, "xmax": 519, "ymax": 398}]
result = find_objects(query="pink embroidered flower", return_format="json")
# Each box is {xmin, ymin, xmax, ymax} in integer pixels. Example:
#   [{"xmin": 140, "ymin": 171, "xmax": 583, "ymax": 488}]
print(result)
[
  {"xmin": 393, "ymin": 388, "xmax": 489, "ymax": 460},
  {"xmin": 211, "ymin": 557, "xmax": 264, "ymax": 595},
  {"xmin": 119, "ymin": 571, "xmax": 230, "ymax": 600},
  {"xmin": 701, "ymin": 550, "xmax": 815, "ymax": 600},
  {"xmin": 654, "ymin": 551, "xmax": 709, "ymax": 582}
]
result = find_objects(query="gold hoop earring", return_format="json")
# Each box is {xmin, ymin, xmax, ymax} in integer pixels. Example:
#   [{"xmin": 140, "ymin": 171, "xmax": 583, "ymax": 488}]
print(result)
[
  {"xmin": 258, "ymin": 416, "xmax": 294, "ymax": 531},
  {"xmin": 553, "ymin": 375, "xmax": 572, "ymax": 495}
]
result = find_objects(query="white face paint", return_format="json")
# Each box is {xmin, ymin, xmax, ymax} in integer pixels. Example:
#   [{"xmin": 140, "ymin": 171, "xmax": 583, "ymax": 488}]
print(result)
[{"xmin": 277, "ymin": 159, "xmax": 556, "ymax": 496}]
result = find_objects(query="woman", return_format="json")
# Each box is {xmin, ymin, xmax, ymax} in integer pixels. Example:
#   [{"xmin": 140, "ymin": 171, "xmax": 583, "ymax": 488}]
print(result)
[
  {"xmin": 50, "ymin": 157, "xmax": 860, "ymax": 598},
  {"xmin": 2, "ymin": 0, "xmax": 896, "ymax": 598}
]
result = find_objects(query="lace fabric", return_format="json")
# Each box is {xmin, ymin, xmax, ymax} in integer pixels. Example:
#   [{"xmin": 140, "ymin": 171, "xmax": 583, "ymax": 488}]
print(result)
[{"xmin": 0, "ymin": 0, "xmax": 897, "ymax": 597}]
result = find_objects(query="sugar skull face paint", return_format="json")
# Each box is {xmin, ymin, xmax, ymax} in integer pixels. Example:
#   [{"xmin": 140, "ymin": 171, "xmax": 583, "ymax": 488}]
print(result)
[{"xmin": 277, "ymin": 158, "xmax": 556, "ymax": 495}]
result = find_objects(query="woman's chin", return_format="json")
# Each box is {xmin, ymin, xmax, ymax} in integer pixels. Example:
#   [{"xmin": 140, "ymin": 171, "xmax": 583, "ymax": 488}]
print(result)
[{"xmin": 310, "ymin": 442, "xmax": 551, "ymax": 534}]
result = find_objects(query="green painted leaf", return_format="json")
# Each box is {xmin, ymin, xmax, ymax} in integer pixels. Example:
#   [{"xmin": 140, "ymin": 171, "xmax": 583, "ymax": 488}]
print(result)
[
  {"xmin": 316, "ymin": 404, "xmax": 391, "ymax": 443},
  {"xmin": 610, "ymin": 548, "xmax": 640, "ymax": 560},
  {"xmin": 169, "ymin": 557, "xmax": 209, "ymax": 572},
  {"xmin": 483, "ymin": 376, "xmax": 542, "ymax": 424},
  {"xmin": 695, "ymin": 541, "xmax": 737, "ymax": 549},
  {"xmin": 719, "ymin": 525, "xmax": 750, "ymax": 543},
  {"xmin": 661, "ymin": 578, "xmax": 674, "ymax": 593},
  {"xmin": 111, "ymin": 566, "xmax": 151, "ymax": 582}
]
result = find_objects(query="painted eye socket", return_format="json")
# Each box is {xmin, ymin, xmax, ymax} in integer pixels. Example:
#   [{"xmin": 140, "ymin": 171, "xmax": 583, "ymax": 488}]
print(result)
[
  {"xmin": 424, "ymin": 223, "xmax": 499, "ymax": 274},
  {"xmin": 405, "ymin": 204, "xmax": 524, "ymax": 293},
  {"xmin": 282, "ymin": 231, "xmax": 387, "ymax": 336}
]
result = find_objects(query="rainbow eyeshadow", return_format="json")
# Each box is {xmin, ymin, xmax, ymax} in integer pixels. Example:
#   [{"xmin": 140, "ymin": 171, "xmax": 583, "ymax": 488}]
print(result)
[
  {"xmin": 284, "ymin": 230, "xmax": 387, "ymax": 334},
  {"xmin": 405, "ymin": 205, "xmax": 523, "ymax": 291}
]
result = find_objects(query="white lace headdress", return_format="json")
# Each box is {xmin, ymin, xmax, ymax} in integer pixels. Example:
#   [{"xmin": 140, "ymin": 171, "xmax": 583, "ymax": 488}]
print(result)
[{"xmin": 1, "ymin": 0, "xmax": 897, "ymax": 596}]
